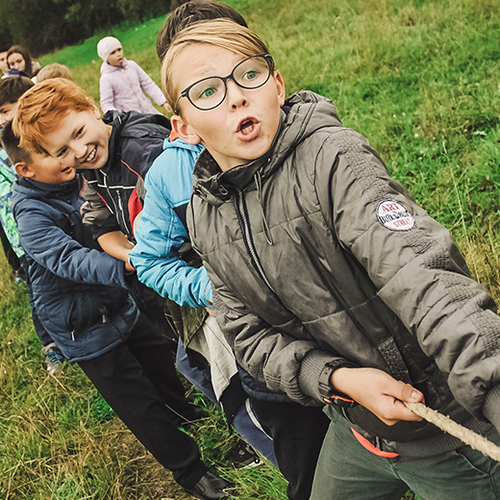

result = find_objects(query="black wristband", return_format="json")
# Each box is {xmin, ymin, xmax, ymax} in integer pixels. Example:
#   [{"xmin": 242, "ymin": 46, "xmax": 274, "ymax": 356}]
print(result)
[{"xmin": 318, "ymin": 363, "xmax": 357, "ymax": 408}]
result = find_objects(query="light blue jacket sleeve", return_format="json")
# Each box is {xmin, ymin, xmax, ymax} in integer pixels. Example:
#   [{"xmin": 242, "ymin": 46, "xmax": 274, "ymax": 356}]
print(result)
[{"xmin": 129, "ymin": 140, "xmax": 212, "ymax": 308}]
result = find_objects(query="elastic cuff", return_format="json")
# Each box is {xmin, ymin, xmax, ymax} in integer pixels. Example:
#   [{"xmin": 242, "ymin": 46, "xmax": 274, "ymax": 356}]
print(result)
[
  {"xmin": 298, "ymin": 350, "xmax": 347, "ymax": 403},
  {"xmin": 482, "ymin": 384, "xmax": 500, "ymax": 431}
]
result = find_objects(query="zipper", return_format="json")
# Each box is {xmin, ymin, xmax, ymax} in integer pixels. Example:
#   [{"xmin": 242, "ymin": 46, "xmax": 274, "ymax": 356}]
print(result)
[
  {"xmin": 116, "ymin": 191, "xmax": 128, "ymax": 235},
  {"xmin": 101, "ymin": 170, "xmax": 129, "ymax": 235},
  {"xmin": 234, "ymin": 188, "xmax": 276, "ymax": 294}
]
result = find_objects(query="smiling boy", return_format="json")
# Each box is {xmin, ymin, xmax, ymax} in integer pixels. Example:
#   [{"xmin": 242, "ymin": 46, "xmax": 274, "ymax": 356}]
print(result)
[
  {"xmin": 14, "ymin": 78, "xmax": 177, "ymax": 337},
  {"xmin": 163, "ymin": 19, "xmax": 500, "ymax": 500}
]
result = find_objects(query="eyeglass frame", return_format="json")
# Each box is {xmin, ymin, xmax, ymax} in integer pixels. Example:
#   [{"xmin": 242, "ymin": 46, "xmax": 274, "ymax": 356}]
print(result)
[{"xmin": 173, "ymin": 53, "xmax": 275, "ymax": 115}]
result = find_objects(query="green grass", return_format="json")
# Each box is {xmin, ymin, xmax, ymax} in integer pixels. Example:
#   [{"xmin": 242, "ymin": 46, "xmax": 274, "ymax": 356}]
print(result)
[{"xmin": 3, "ymin": 0, "xmax": 500, "ymax": 497}]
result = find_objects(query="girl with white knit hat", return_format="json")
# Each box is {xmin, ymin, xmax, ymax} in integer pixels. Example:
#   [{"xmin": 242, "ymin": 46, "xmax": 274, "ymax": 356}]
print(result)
[{"xmin": 97, "ymin": 36, "xmax": 168, "ymax": 115}]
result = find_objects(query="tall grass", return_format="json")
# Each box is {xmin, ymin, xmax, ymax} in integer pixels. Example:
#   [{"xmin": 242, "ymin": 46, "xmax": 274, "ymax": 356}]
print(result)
[{"xmin": 3, "ymin": 0, "xmax": 500, "ymax": 498}]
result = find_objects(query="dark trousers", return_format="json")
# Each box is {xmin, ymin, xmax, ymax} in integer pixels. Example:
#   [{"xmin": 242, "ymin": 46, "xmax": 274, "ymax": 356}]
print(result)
[
  {"xmin": 251, "ymin": 397, "xmax": 330, "ymax": 500},
  {"xmin": 78, "ymin": 314, "xmax": 208, "ymax": 488}
]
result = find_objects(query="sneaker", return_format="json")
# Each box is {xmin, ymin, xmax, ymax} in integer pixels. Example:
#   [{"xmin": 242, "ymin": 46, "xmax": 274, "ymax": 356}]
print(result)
[
  {"xmin": 183, "ymin": 470, "xmax": 235, "ymax": 500},
  {"xmin": 42, "ymin": 343, "xmax": 64, "ymax": 376},
  {"xmin": 229, "ymin": 443, "xmax": 263, "ymax": 469}
]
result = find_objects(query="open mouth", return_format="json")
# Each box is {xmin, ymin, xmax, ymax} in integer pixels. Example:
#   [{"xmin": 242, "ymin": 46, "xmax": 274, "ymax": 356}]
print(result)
[
  {"xmin": 85, "ymin": 146, "xmax": 97, "ymax": 163},
  {"xmin": 238, "ymin": 118, "xmax": 257, "ymax": 136}
]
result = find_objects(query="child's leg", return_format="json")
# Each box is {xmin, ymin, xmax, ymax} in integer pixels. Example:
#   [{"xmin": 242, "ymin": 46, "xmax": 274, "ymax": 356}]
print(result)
[
  {"xmin": 310, "ymin": 410, "xmax": 408, "ymax": 500},
  {"xmin": 397, "ymin": 426, "xmax": 500, "ymax": 500},
  {"xmin": 78, "ymin": 318, "xmax": 209, "ymax": 488},
  {"xmin": 231, "ymin": 398, "xmax": 277, "ymax": 466},
  {"xmin": 250, "ymin": 397, "xmax": 330, "ymax": 500},
  {"xmin": 176, "ymin": 337, "xmax": 218, "ymax": 404},
  {"xmin": 121, "ymin": 313, "xmax": 205, "ymax": 422}
]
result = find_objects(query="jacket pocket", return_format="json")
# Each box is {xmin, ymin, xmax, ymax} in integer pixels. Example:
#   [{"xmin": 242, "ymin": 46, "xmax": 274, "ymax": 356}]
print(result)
[{"xmin": 66, "ymin": 291, "xmax": 104, "ymax": 338}]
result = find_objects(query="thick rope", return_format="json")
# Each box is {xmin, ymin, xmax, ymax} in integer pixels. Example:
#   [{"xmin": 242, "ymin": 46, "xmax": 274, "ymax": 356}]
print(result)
[{"xmin": 405, "ymin": 402, "xmax": 500, "ymax": 462}]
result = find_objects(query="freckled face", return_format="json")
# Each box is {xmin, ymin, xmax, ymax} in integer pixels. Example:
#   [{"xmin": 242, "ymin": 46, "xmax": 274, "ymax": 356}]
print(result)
[
  {"xmin": 43, "ymin": 108, "xmax": 112, "ymax": 171},
  {"xmin": 172, "ymin": 44, "xmax": 285, "ymax": 172}
]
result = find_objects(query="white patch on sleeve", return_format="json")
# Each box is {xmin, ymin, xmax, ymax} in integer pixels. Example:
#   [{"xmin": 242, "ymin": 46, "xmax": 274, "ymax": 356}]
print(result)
[{"xmin": 377, "ymin": 200, "xmax": 415, "ymax": 231}]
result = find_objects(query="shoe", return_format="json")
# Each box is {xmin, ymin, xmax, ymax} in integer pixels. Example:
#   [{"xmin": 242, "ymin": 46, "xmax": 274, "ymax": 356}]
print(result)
[
  {"xmin": 229, "ymin": 443, "xmax": 263, "ymax": 469},
  {"xmin": 42, "ymin": 343, "xmax": 64, "ymax": 376},
  {"xmin": 184, "ymin": 470, "xmax": 234, "ymax": 500}
]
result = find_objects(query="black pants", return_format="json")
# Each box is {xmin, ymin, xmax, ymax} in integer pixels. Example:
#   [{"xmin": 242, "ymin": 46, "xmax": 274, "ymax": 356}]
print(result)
[
  {"xmin": 78, "ymin": 314, "xmax": 208, "ymax": 488},
  {"xmin": 251, "ymin": 397, "xmax": 330, "ymax": 500}
]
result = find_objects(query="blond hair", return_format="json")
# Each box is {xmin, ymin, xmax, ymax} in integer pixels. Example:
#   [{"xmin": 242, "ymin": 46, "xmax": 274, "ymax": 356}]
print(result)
[
  {"xmin": 36, "ymin": 63, "xmax": 73, "ymax": 83},
  {"xmin": 162, "ymin": 19, "xmax": 271, "ymax": 113}
]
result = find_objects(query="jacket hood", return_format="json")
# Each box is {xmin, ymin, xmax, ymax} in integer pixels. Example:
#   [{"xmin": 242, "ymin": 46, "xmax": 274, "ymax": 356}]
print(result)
[
  {"xmin": 12, "ymin": 176, "xmax": 81, "ymax": 210},
  {"xmin": 99, "ymin": 110, "xmax": 171, "ymax": 176},
  {"xmin": 100, "ymin": 58, "xmax": 129, "ymax": 75},
  {"xmin": 192, "ymin": 90, "xmax": 343, "ymax": 206}
]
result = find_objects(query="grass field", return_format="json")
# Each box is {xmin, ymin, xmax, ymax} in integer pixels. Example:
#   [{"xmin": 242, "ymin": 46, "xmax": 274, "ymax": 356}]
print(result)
[{"xmin": 2, "ymin": 0, "xmax": 500, "ymax": 498}]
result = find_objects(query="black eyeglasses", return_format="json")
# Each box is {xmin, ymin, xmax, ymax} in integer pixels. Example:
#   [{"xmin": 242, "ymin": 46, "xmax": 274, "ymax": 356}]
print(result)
[{"xmin": 174, "ymin": 53, "xmax": 274, "ymax": 114}]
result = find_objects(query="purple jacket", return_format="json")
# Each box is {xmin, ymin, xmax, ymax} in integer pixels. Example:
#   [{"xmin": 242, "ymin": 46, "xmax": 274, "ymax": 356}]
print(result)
[{"xmin": 99, "ymin": 58, "xmax": 166, "ymax": 115}]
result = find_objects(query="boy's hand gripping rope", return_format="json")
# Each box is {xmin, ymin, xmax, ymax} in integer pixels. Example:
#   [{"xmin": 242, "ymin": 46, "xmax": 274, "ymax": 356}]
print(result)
[{"xmin": 405, "ymin": 402, "xmax": 500, "ymax": 462}]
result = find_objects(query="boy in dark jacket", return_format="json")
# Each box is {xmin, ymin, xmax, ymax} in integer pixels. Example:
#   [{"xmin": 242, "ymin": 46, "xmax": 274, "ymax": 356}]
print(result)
[
  {"xmin": 159, "ymin": 19, "xmax": 500, "ymax": 500},
  {"xmin": 4, "ymin": 120, "xmax": 233, "ymax": 500}
]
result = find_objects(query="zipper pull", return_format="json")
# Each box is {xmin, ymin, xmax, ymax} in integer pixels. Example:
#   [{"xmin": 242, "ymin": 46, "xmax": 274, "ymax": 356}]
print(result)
[{"xmin": 71, "ymin": 330, "xmax": 75, "ymax": 341}]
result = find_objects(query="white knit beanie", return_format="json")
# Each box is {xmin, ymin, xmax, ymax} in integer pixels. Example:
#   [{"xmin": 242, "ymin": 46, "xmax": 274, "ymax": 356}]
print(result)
[{"xmin": 97, "ymin": 37, "xmax": 122, "ymax": 63}]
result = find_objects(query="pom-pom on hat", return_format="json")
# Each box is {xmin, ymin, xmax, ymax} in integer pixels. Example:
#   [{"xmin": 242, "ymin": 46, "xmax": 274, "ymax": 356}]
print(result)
[{"xmin": 97, "ymin": 37, "xmax": 122, "ymax": 63}]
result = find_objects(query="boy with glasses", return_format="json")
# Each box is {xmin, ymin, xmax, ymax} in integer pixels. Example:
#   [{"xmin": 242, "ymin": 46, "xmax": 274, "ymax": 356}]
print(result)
[
  {"xmin": 130, "ymin": 3, "xmax": 329, "ymax": 498},
  {"xmin": 162, "ymin": 19, "xmax": 500, "ymax": 500}
]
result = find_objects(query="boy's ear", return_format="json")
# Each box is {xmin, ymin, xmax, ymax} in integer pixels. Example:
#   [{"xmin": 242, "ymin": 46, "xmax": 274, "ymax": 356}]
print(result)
[
  {"xmin": 92, "ymin": 104, "xmax": 101, "ymax": 120},
  {"xmin": 274, "ymin": 71, "xmax": 286, "ymax": 107},
  {"xmin": 15, "ymin": 161, "xmax": 34, "ymax": 178},
  {"xmin": 171, "ymin": 114, "xmax": 202, "ymax": 145}
]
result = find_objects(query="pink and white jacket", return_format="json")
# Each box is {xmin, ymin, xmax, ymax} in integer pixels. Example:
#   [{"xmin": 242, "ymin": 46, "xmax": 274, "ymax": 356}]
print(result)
[{"xmin": 99, "ymin": 58, "xmax": 166, "ymax": 115}]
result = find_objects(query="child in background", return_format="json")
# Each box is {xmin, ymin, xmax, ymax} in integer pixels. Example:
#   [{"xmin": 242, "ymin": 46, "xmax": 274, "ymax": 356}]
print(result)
[
  {"xmin": 6, "ymin": 116, "xmax": 233, "ymax": 500},
  {"xmin": 5, "ymin": 45, "xmax": 39, "ymax": 79},
  {"xmin": 165, "ymin": 19, "xmax": 500, "ymax": 500},
  {"xmin": 0, "ymin": 46, "xmax": 10, "ymax": 75},
  {"xmin": 36, "ymin": 63, "xmax": 73, "ymax": 83},
  {"xmin": 98, "ymin": 36, "xmax": 168, "ymax": 115}
]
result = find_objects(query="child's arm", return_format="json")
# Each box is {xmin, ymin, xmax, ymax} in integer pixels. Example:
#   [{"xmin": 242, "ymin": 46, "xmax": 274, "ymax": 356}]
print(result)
[
  {"xmin": 131, "ymin": 60, "xmax": 167, "ymax": 107},
  {"xmin": 16, "ymin": 199, "xmax": 128, "ymax": 288},
  {"xmin": 209, "ymin": 261, "xmax": 423, "ymax": 422},
  {"xmin": 319, "ymin": 129, "xmax": 500, "ymax": 422},
  {"xmin": 129, "ymin": 143, "xmax": 211, "ymax": 308},
  {"xmin": 97, "ymin": 231, "xmax": 135, "ymax": 272},
  {"xmin": 99, "ymin": 73, "xmax": 116, "ymax": 114}
]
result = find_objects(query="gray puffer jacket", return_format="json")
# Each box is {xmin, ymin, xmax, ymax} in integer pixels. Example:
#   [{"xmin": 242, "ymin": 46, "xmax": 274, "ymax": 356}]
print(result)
[{"xmin": 188, "ymin": 91, "xmax": 500, "ymax": 453}]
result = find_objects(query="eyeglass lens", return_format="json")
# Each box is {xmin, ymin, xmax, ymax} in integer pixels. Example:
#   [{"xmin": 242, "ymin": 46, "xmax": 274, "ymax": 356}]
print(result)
[{"xmin": 188, "ymin": 55, "xmax": 271, "ymax": 110}]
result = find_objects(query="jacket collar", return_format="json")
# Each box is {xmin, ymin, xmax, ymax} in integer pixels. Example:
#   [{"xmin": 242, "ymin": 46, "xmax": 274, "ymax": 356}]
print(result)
[{"xmin": 100, "ymin": 58, "xmax": 129, "ymax": 74}]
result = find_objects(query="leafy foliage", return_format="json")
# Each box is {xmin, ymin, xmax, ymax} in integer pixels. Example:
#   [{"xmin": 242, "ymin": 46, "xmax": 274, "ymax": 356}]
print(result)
[{"xmin": 0, "ymin": 0, "xmax": 180, "ymax": 55}]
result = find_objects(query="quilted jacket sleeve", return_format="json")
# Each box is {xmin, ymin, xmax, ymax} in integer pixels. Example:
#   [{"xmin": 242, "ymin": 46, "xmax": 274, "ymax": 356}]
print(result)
[
  {"xmin": 130, "ymin": 148, "xmax": 212, "ymax": 307},
  {"xmin": 316, "ymin": 128, "xmax": 500, "ymax": 422},
  {"xmin": 131, "ymin": 60, "xmax": 166, "ymax": 107},
  {"xmin": 16, "ymin": 198, "xmax": 127, "ymax": 287},
  {"xmin": 99, "ymin": 72, "xmax": 116, "ymax": 114}
]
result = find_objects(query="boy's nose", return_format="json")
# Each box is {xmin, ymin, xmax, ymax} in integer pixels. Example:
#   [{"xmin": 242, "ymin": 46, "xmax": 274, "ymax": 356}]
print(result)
[
  {"xmin": 226, "ymin": 80, "xmax": 247, "ymax": 109},
  {"xmin": 73, "ymin": 142, "xmax": 87, "ymax": 161}
]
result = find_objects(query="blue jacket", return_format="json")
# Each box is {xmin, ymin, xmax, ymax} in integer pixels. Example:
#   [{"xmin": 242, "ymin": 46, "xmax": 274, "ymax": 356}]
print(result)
[
  {"xmin": 12, "ymin": 176, "xmax": 139, "ymax": 363},
  {"xmin": 129, "ymin": 139, "xmax": 212, "ymax": 308},
  {"xmin": 129, "ymin": 139, "xmax": 289, "ymax": 403}
]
